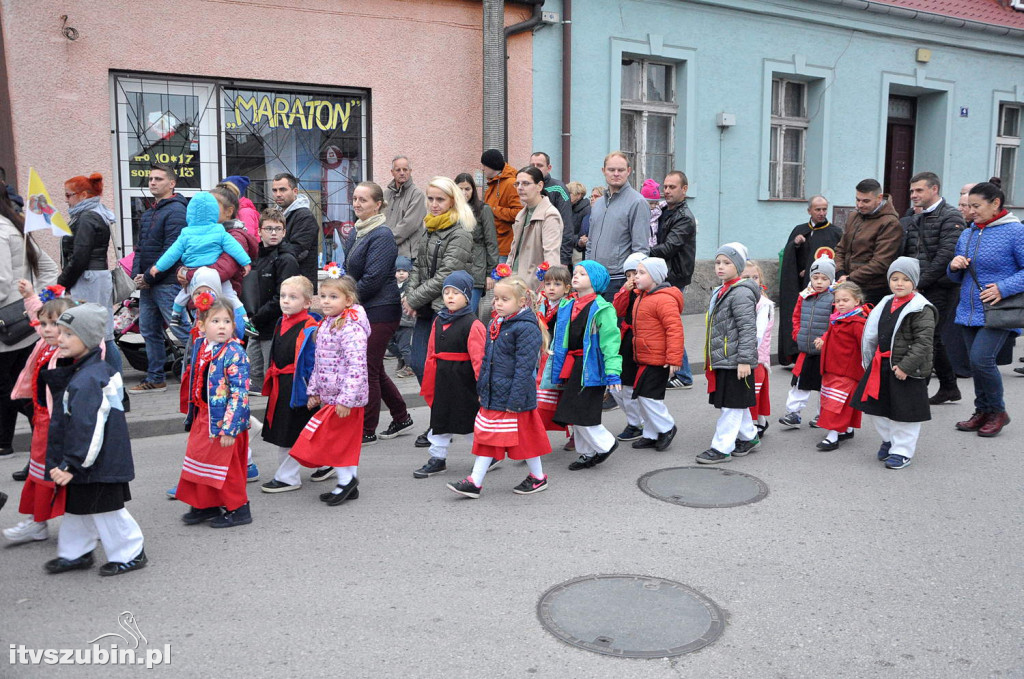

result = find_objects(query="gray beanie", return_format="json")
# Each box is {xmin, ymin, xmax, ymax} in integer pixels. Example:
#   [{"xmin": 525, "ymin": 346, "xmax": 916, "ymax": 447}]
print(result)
[
  {"xmin": 716, "ymin": 242, "xmax": 748, "ymax": 275},
  {"xmin": 623, "ymin": 252, "xmax": 647, "ymax": 273},
  {"xmin": 809, "ymin": 256, "xmax": 836, "ymax": 283},
  {"xmin": 887, "ymin": 256, "xmax": 920, "ymax": 288},
  {"xmin": 57, "ymin": 303, "xmax": 108, "ymax": 350},
  {"xmin": 640, "ymin": 257, "xmax": 669, "ymax": 286},
  {"xmin": 189, "ymin": 267, "xmax": 222, "ymax": 295}
]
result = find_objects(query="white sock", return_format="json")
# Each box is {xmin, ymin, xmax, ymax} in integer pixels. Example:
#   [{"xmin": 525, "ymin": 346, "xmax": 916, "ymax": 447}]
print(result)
[
  {"xmin": 758, "ymin": 415, "xmax": 768, "ymax": 426},
  {"xmin": 847, "ymin": 427, "xmax": 854, "ymax": 433},
  {"xmin": 247, "ymin": 447, "xmax": 253, "ymax": 465},
  {"xmin": 825, "ymin": 430, "xmax": 839, "ymax": 443},
  {"xmin": 525, "ymin": 457, "xmax": 545, "ymax": 479},
  {"xmin": 470, "ymin": 457, "xmax": 492, "ymax": 487},
  {"xmin": 334, "ymin": 466, "xmax": 356, "ymax": 487}
]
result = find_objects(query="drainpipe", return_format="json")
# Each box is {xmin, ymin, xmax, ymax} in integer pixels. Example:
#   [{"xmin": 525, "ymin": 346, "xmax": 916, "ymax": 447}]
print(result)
[
  {"xmin": 502, "ymin": 0, "xmax": 545, "ymax": 154},
  {"xmin": 482, "ymin": 0, "xmax": 506, "ymax": 153},
  {"xmin": 561, "ymin": 0, "xmax": 571, "ymax": 180}
]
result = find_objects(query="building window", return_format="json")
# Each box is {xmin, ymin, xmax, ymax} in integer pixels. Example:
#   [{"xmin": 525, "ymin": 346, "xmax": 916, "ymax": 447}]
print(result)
[
  {"xmin": 996, "ymin": 103, "xmax": 1020, "ymax": 204},
  {"xmin": 769, "ymin": 78, "xmax": 808, "ymax": 199},
  {"xmin": 620, "ymin": 59, "xmax": 677, "ymax": 188}
]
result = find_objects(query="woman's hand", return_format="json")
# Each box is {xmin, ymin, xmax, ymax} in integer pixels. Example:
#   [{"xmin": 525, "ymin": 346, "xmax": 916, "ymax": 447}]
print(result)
[
  {"xmin": 50, "ymin": 468, "xmax": 73, "ymax": 486},
  {"xmin": 893, "ymin": 365, "xmax": 908, "ymax": 381},
  {"xmin": 980, "ymin": 283, "xmax": 1003, "ymax": 305},
  {"xmin": 949, "ymin": 255, "xmax": 971, "ymax": 271},
  {"xmin": 148, "ymin": 266, "xmax": 160, "ymax": 277},
  {"xmin": 307, "ymin": 395, "xmax": 321, "ymax": 410},
  {"xmin": 335, "ymin": 404, "xmax": 351, "ymax": 418},
  {"xmin": 402, "ymin": 299, "xmax": 417, "ymax": 317},
  {"xmin": 17, "ymin": 279, "xmax": 34, "ymax": 299},
  {"xmin": 220, "ymin": 434, "xmax": 235, "ymax": 447},
  {"xmin": 486, "ymin": 278, "xmax": 495, "ymax": 291},
  {"xmin": 737, "ymin": 363, "xmax": 751, "ymax": 379}
]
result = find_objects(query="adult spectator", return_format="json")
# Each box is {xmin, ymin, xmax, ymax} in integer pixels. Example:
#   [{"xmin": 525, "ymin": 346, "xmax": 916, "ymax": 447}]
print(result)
[
  {"xmin": 528, "ymin": 152, "xmax": 574, "ymax": 266},
  {"xmin": 507, "ymin": 166, "xmax": 563, "ymax": 286},
  {"xmin": 779, "ymin": 195, "xmax": 842, "ymax": 364},
  {"xmin": 566, "ymin": 181, "xmax": 589, "ymax": 260},
  {"xmin": 903, "ymin": 172, "xmax": 966, "ymax": 405},
  {"xmin": 481, "ymin": 149, "xmax": 522, "ymax": 261},
  {"xmin": 130, "ymin": 163, "xmax": 190, "ymax": 393},
  {"xmin": 649, "ymin": 170, "xmax": 697, "ymax": 388},
  {"xmin": 222, "ymin": 175, "xmax": 260, "ymax": 239},
  {"xmin": 0, "ymin": 185, "xmax": 57, "ymax": 459},
  {"xmin": 947, "ymin": 182, "xmax": 1024, "ymax": 437},
  {"xmin": 271, "ymin": 173, "xmax": 319, "ymax": 290},
  {"xmin": 834, "ymin": 178, "xmax": 902, "ymax": 304},
  {"xmin": 343, "ymin": 181, "xmax": 413, "ymax": 444},
  {"xmin": 0, "ymin": 166, "xmax": 22, "ymax": 213},
  {"xmin": 59, "ymin": 172, "xmax": 122, "ymax": 374},
  {"xmin": 454, "ymin": 172, "xmax": 499, "ymax": 314},
  {"xmin": 585, "ymin": 151, "xmax": 651, "ymax": 300},
  {"xmin": 384, "ymin": 156, "xmax": 428, "ymax": 260},
  {"xmin": 402, "ymin": 176, "xmax": 475, "ymax": 383}
]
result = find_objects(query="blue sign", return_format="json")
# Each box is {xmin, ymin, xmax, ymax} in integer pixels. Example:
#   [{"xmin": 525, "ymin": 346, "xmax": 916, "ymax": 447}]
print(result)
[{"xmin": 960, "ymin": 107, "xmax": 969, "ymax": 118}]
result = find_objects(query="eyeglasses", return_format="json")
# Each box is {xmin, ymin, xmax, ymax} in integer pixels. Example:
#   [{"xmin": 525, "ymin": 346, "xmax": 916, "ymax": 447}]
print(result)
[
  {"xmin": 64, "ymin": 192, "xmax": 78, "ymax": 198},
  {"xmin": 261, "ymin": 226, "xmax": 285, "ymax": 233}
]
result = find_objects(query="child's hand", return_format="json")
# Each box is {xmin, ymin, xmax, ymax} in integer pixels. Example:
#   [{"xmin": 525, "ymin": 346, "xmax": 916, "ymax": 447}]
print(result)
[
  {"xmin": 813, "ymin": 337, "xmax": 824, "ymax": 350},
  {"xmin": 242, "ymin": 264, "xmax": 251, "ymax": 276},
  {"xmin": 335, "ymin": 404, "xmax": 351, "ymax": 418},
  {"xmin": 220, "ymin": 434, "xmax": 235, "ymax": 447},
  {"xmin": 50, "ymin": 468, "xmax": 73, "ymax": 486},
  {"xmin": 149, "ymin": 266, "xmax": 160, "ymax": 276},
  {"xmin": 307, "ymin": 395, "xmax": 321, "ymax": 410},
  {"xmin": 893, "ymin": 365, "xmax": 908, "ymax": 381},
  {"xmin": 608, "ymin": 384, "xmax": 621, "ymax": 392},
  {"xmin": 17, "ymin": 279, "xmax": 34, "ymax": 299},
  {"xmin": 737, "ymin": 363, "xmax": 751, "ymax": 379},
  {"xmin": 624, "ymin": 279, "xmax": 635, "ymax": 291},
  {"xmin": 665, "ymin": 364, "xmax": 680, "ymax": 373}
]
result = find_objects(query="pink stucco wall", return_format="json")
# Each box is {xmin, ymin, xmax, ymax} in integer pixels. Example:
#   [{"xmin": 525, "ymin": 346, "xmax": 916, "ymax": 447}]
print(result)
[{"xmin": 0, "ymin": 0, "xmax": 532, "ymax": 254}]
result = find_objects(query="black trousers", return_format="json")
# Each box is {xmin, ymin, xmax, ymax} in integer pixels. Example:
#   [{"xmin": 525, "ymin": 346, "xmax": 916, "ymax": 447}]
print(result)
[
  {"xmin": 0, "ymin": 345, "xmax": 34, "ymax": 449},
  {"xmin": 920, "ymin": 285, "xmax": 959, "ymax": 390}
]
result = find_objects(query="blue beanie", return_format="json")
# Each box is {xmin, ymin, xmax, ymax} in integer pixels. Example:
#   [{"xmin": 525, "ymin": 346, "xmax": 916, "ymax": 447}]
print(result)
[
  {"xmin": 222, "ymin": 175, "xmax": 251, "ymax": 196},
  {"xmin": 576, "ymin": 260, "xmax": 611, "ymax": 294},
  {"xmin": 394, "ymin": 255, "xmax": 413, "ymax": 272},
  {"xmin": 442, "ymin": 270, "xmax": 474, "ymax": 303}
]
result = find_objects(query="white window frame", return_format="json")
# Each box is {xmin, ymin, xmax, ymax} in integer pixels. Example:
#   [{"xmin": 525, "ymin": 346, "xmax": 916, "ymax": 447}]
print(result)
[
  {"xmin": 620, "ymin": 59, "xmax": 677, "ymax": 188},
  {"xmin": 996, "ymin": 103, "xmax": 1021, "ymax": 204},
  {"xmin": 769, "ymin": 78, "xmax": 808, "ymax": 200}
]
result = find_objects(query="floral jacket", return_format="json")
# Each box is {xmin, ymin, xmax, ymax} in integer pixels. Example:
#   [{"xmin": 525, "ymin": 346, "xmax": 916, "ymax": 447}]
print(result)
[{"xmin": 184, "ymin": 337, "xmax": 251, "ymax": 437}]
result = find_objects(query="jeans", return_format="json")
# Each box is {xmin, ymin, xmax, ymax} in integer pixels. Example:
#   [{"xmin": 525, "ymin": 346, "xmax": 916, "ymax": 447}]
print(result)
[
  {"xmin": 961, "ymin": 325, "xmax": 1013, "ymax": 413},
  {"xmin": 601, "ymin": 276, "xmax": 625, "ymax": 303},
  {"xmin": 673, "ymin": 286, "xmax": 692, "ymax": 383},
  {"xmin": 388, "ymin": 326, "xmax": 413, "ymax": 366},
  {"xmin": 470, "ymin": 288, "xmax": 483, "ymax": 314},
  {"xmin": 140, "ymin": 282, "xmax": 191, "ymax": 383},
  {"xmin": 410, "ymin": 309, "xmax": 436, "ymax": 383},
  {"xmin": 365, "ymin": 320, "xmax": 410, "ymax": 435}
]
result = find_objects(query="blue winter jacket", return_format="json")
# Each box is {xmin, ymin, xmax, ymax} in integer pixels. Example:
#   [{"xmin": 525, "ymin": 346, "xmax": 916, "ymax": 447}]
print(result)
[
  {"xmin": 155, "ymin": 193, "xmax": 252, "ymax": 272},
  {"xmin": 136, "ymin": 193, "xmax": 188, "ymax": 285},
  {"xmin": 289, "ymin": 313, "xmax": 322, "ymax": 408},
  {"xmin": 183, "ymin": 338, "xmax": 251, "ymax": 437},
  {"xmin": 947, "ymin": 212, "xmax": 1024, "ymax": 331},
  {"xmin": 550, "ymin": 295, "xmax": 623, "ymax": 387},
  {"xmin": 478, "ymin": 307, "xmax": 542, "ymax": 412},
  {"xmin": 343, "ymin": 225, "xmax": 401, "ymax": 321}
]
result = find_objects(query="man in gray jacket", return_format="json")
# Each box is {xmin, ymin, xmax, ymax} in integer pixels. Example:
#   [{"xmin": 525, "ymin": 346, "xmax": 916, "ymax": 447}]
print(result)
[
  {"xmin": 384, "ymin": 156, "xmax": 428, "ymax": 260},
  {"xmin": 585, "ymin": 151, "xmax": 651, "ymax": 300}
]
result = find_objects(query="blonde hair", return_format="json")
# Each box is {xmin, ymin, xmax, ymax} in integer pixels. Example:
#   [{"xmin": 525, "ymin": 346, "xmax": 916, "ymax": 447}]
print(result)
[
  {"xmin": 833, "ymin": 281, "xmax": 864, "ymax": 303},
  {"xmin": 319, "ymin": 276, "xmax": 359, "ymax": 330},
  {"xmin": 427, "ymin": 176, "xmax": 476, "ymax": 230},
  {"xmin": 742, "ymin": 260, "xmax": 771, "ymax": 300},
  {"xmin": 566, "ymin": 181, "xmax": 586, "ymax": 199},
  {"xmin": 494, "ymin": 276, "xmax": 551, "ymax": 356},
  {"xmin": 281, "ymin": 275, "xmax": 314, "ymax": 301},
  {"xmin": 39, "ymin": 297, "xmax": 75, "ymax": 320},
  {"xmin": 603, "ymin": 151, "xmax": 630, "ymax": 168}
]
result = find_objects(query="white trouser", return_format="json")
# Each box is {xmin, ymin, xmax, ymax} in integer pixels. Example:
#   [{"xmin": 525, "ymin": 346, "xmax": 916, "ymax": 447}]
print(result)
[
  {"xmin": 275, "ymin": 455, "xmax": 303, "ymax": 486},
  {"xmin": 786, "ymin": 387, "xmax": 813, "ymax": 414},
  {"xmin": 637, "ymin": 397, "xmax": 674, "ymax": 438},
  {"xmin": 572, "ymin": 424, "xmax": 615, "ymax": 459},
  {"xmin": 58, "ymin": 509, "xmax": 144, "ymax": 564},
  {"xmin": 611, "ymin": 386, "xmax": 644, "ymax": 427},
  {"xmin": 427, "ymin": 429, "xmax": 453, "ymax": 460},
  {"xmin": 711, "ymin": 408, "xmax": 757, "ymax": 454},
  {"xmin": 871, "ymin": 416, "xmax": 920, "ymax": 459}
]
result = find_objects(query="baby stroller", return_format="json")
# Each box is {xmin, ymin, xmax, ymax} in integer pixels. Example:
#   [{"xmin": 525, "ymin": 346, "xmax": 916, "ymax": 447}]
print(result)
[{"xmin": 114, "ymin": 291, "xmax": 186, "ymax": 378}]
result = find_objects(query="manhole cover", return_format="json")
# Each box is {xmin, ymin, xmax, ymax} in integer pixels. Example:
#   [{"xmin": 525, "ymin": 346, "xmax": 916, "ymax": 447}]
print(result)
[
  {"xmin": 537, "ymin": 574, "xmax": 724, "ymax": 658},
  {"xmin": 637, "ymin": 466, "xmax": 768, "ymax": 508}
]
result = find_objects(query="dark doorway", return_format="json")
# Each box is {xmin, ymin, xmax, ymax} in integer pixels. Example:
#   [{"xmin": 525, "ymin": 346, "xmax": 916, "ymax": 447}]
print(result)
[{"xmin": 884, "ymin": 95, "xmax": 916, "ymax": 216}]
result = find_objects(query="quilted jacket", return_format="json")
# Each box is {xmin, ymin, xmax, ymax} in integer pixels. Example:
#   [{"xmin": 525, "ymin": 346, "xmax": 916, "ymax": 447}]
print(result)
[
  {"xmin": 704, "ymin": 278, "xmax": 759, "ymax": 369},
  {"xmin": 184, "ymin": 338, "xmax": 251, "ymax": 437},
  {"xmin": 947, "ymin": 212, "xmax": 1024, "ymax": 329},
  {"xmin": 902, "ymin": 199, "xmax": 965, "ymax": 290},
  {"xmin": 861, "ymin": 294, "xmax": 936, "ymax": 379},
  {"xmin": 631, "ymin": 283, "xmax": 685, "ymax": 366},
  {"xmin": 477, "ymin": 307, "xmax": 542, "ymax": 412},
  {"xmin": 307, "ymin": 305, "xmax": 370, "ymax": 408},
  {"xmin": 405, "ymin": 222, "xmax": 474, "ymax": 313}
]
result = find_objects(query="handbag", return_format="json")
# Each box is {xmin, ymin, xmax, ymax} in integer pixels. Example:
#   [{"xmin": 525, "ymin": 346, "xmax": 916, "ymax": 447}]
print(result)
[
  {"xmin": 0, "ymin": 298, "xmax": 32, "ymax": 346},
  {"xmin": 966, "ymin": 263, "xmax": 1024, "ymax": 330},
  {"xmin": 109, "ymin": 222, "xmax": 136, "ymax": 303}
]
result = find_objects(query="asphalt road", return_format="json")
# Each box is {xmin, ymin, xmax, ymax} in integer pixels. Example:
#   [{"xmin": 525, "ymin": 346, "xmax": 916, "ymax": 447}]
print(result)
[{"xmin": 1, "ymin": 366, "xmax": 1022, "ymax": 678}]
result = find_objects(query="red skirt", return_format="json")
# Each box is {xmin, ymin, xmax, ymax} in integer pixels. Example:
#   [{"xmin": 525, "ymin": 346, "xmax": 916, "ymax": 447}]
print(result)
[
  {"xmin": 817, "ymin": 374, "xmax": 862, "ymax": 432},
  {"xmin": 471, "ymin": 408, "xmax": 552, "ymax": 461},
  {"xmin": 177, "ymin": 408, "xmax": 249, "ymax": 511},
  {"xmin": 536, "ymin": 388, "xmax": 567, "ymax": 432},
  {"xmin": 19, "ymin": 408, "xmax": 64, "ymax": 522},
  {"xmin": 749, "ymin": 364, "xmax": 771, "ymax": 419},
  {"xmin": 289, "ymin": 405, "xmax": 364, "ymax": 468}
]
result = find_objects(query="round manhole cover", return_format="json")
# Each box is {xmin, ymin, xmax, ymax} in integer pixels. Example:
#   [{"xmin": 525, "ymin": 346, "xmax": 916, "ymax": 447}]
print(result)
[
  {"xmin": 537, "ymin": 574, "xmax": 724, "ymax": 658},
  {"xmin": 638, "ymin": 466, "xmax": 768, "ymax": 508}
]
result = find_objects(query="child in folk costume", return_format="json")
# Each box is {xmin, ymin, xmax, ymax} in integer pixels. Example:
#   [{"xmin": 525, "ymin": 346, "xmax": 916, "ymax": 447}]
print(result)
[
  {"xmin": 447, "ymin": 277, "xmax": 552, "ymax": 498},
  {"xmin": 779, "ymin": 256, "xmax": 835, "ymax": 430},
  {"xmin": 44, "ymin": 304, "xmax": 147, "ymax": 576},
  {"xmin": 628, "ymin": 257, "xmax": 684, "ymax": 451},
  {"xmin": 3, "ymin": 288, "xmax": 73, "ymax": 544},
  {"xmin": 852, "ymin": 258, "xmax": 935, "ymax": 469},
  {"xmin": 286, "ymin": 274, "xmax": 369, "ymax": 505},
  {"xmin": 259, "ymin": 276, "xmax": 322, "ymax": 493},
  {"xmin": 414, "ymin": 271, "xmax": 486, "ymax": 479},
  {"xmin": 535, "ymin": 264, "xmax": 572, "ymax": 436},
  {"xmin": 178, "ymin": 297, "xmax": 252, "ymax": 528},
  {"xmin": 742, "ymin": 260, "xmax": 775, "ymax": 438},
  {"xmin": 537, "ymin": 264, "xmax": 571, "ymax": 323},
  {"xmin": 697, "ymin": 243, "xmax": 762, "ymax": 464},
  {"xmin": 609, "ymin": 253, "xmax": 648, "ymax": 443},
  {"xmin": 550, "ymin": 260, "xmax": 623, "ymax": 471},
  {"xmin": 814, "ymin": 282, "xmax": 869, "ymax": 451}
]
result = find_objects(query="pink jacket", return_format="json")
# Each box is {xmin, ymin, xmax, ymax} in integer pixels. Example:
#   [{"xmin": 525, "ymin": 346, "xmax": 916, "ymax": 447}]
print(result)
[
  {"xmin": 238, "ymin": 197, "xmax": 260, "ymax": 238},
  {"xmin": 12, "ymin": 295, "xmax": 62, "ymax": 410},
  {"xmin": 307, "ymin": 304, "xmax": 370, "ymax": 408},
  {"xmin": 755, "ymin": 295, "xmax": 774, "ymax": 367}
]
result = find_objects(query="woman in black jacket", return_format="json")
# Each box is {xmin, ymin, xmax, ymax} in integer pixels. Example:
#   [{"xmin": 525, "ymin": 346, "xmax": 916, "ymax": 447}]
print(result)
[{"xmin": 343, "ymin": 181, "xmax": 413, "ymax": 443}]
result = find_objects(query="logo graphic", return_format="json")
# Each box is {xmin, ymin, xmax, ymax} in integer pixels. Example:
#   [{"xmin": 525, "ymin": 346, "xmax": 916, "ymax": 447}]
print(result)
[
  {"xmin": 9, "ymin": 611, "xmax": 171, "ymax": 668},
  {"xmin": 88, "ymin": 611, "xmax": 147, "ymax": 649},
  {"xmin": 813, "ymin": 246, "xmax": 835, "ymax": 260}
]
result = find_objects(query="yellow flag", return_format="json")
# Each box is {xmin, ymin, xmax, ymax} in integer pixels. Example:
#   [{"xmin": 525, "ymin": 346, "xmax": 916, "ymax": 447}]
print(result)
[{"xmin": 24, "ymin": 168, "xmax": 72, "ymax": 237}]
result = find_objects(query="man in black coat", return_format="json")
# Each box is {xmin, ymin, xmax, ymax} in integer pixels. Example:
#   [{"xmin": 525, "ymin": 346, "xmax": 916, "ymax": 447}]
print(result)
[
  {"xmin": 778, "ymin": 195, "xmax": 842, "ymax": 365},
  {"xmin": 904, "ymin": 172, "xmax": 966, "ymax": 405},
  {"xmin": 529, "ymin": 152, "xmax": 575, "ymax": 267},
  {"xmin": 271, "ymin": 172, "xmax": 320, "ymax": 291}
]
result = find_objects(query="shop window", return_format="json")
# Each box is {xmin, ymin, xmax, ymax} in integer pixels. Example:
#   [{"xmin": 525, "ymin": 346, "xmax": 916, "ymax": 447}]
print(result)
[
  {"xmin": 996, "ymin": 103, "xmax": 1020, "ymax": 204},
  {"xmin": 620, "ymin": 59, "xmax": 677, "ymax": 188},
  {"xmin": 769, "ymin": 78, "xmax": 807, "ymax": 199}
]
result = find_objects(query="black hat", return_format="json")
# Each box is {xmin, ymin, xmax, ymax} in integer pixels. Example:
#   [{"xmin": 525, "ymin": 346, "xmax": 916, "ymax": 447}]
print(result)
[{"xmin": 481, "ymin": 149, "xmax": 505, "ymax": 172}]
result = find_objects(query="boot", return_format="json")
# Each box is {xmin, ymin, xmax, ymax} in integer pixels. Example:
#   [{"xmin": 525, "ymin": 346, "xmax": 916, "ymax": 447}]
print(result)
[
  {"xmin": 978, "ymin": 411, "xmax": 1010, "ymax": 438},
  {"xmin": 955, "ymin": 410, "xmax": 989, "ymax": 432}
]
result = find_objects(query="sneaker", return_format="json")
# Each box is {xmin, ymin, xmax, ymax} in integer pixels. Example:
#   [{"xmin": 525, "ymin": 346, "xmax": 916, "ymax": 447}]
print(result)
[
  {"xmin": 310, "ymin": 466, "xmax": 335, "ymax": 482},
  {"xmin": 666, "ymin": 377, "xmax": 689, "ymax": 390},
  {"xmin": 413, "ymin": 457, "xmax": 447, "ymax": 478},
  {"xmin": 363, "ymin": 433, "xmax": 378, "ymax": 445},
  {"xmin": 778, "ymin": 412, "xmax": 801, "ymax": 428},
  {"xmin": 3, "ymin": 519, "xmax": 48, "ymax": 543},
  {"xmin": 488, "ymin": 457, "xmax": 502, "ymax": 470},
  {"xmin": 929, "ymin": 387, "xmax": 962, "ymax": 405},
  {"xmin": 395, "ymin": 366, "xmax": 415, "ymax": 379},
  {"xmin": 592, "ymin": 440, "xmax": 619, "ymax": 465},
  {"xmin": 632, "ymin": 437, "xmax": 657, "ymax": 449},
  {"xmin": 244, "ymin": 320, "xmax": 259, "ymax": 338},
  {"xmin": 0, "ymin": 447, "xmax": 13, "ymax": 460},
  {"xmin": 616, "ymin": 424, "xmax": 644, "ymax": 441},
  {"xmin": 563, "ymin": 435, "xmax": 575, "ymax": 451},
  {"xmin": 696, "ymin": 448, "xmax": 731, "ymax": 464},
  {"xmin": 816, "ymin": 438, "xmax": 839, "ymax": 451},
  {"xmin": 512, "ymin": 474, "xmax": 548, "ymax": 495},
  {"xmin": 260, "ymin": 479, "xmax": 300, "ymax": 493},
  {"xmin": 210, "ymin": 502, "xmax": 253, "ymax": 527},
  {"xmin": 324, "ymin": 478, "xmax": 360, "ymax": 506},
  {"xmin": 99, "ymin": 549, "xmax": 149, "ymax": 577},
  {"xmin": 731, "ymin": 436, "xmax": 760, "ymax": 457},
  {"xmin": 876, "ymin": 441, "xmax": 892, "ymax": 461},
  {"xmin": 166, "ymin": 485, "xmax": 177, "ymax": 500},
  {"xmin": 567, "ymin": 455, "xmax": 597, "ymax": 471},
  {"xmin": 182, "ymin": 506, "xmax": 222, "ymax": 525},
  {"xmin": 756, "ymin": 421, "xmax": 770, "ymax": 438},
  {"xmin": 809, "ymin": 416, "xmax": 820, "ymax": 428},
  {"xmin": 128, "ymin": 380, "xmax": 167, "ymax": 394},
  {"xmin": 1015, "ymin": 367, "xmax": 1024, "ymax": 376},
  {"xmin": 655, "ymin": 425, "xmax": 678, "ymax": 452},
  {"xmin": 379, "ymin": 417, "xmax": 414, "ymax": 440},
  {"xmin": 12, "ymin": 462, "xmax": 29, "ymax": 482},
  {"xmin": 415, "ymin": 431, "xmax": 430, "ymax": 448},
  {"xmin": 246, "ymin": 463, "xmax": 260, "ymax": 483},
  {"xmin": 44, "ymin": 551, "xmax": 95, "ymax": 574},
  {"xmin": 446, "ymin": 477, "xmax": 481, "ymax": 499},
  {"xmin": 602, "ymin": 392, "xmax": 619, "ymax": 411},
  {"xmin": 884, "ymin": 454, "xmax": 911, "ymax": 469}
]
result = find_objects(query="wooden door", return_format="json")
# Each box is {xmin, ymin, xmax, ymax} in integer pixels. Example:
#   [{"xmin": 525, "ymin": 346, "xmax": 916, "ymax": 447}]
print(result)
[{"xmin": 884, "ymin": 96, "xmax": 916, "ymax": 216}]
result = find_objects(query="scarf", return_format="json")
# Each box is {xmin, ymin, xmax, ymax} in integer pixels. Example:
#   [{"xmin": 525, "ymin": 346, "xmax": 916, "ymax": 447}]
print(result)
[
  {"xmin": 890, "ymin": 292, "xmax": 915, "ymax": 313},
  {"xmin": 829, "ymin": 306, "xmax": 865, "ymax": 325},
  {"xmin": 68, "ymin": 196, "xmax": 115, "ymax": 224},
  {"xmin": 716, "ymin": 277, "xmax": 741, "ymax": 299},
  {"xmin": 282, "ymin": 192, "xmax": 311, "ymax": 216},
  {"xmin": 355, "ymin": 213, "xmax": 387, "ymax": 240},
  {"xmin": 424, "ymin": 211, "xmax": 457, "ymax": 232},
  {"xmin": 436, "ymin": 301, "xmax": 475, "ymax": 325},
  {"xmin": 975, "ymin": 209, "xmax": 1009, "ymax": 229},
  {"xmin": 571, "ymin": 292, "xmax": 597, "ymax": 321},
  {"xmin": 279, "ymin": 310, "xmax": 311, "ymax": 336}
]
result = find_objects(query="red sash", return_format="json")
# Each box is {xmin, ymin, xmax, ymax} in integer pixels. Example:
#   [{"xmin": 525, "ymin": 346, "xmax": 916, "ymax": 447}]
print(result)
[
  {"xmin": 558, "ymin": 349, "xmax": 584, "ymax": 380},
  {"xmin": 435, "ymin": 352, "xmax": 470, "ymax": 361},
  {"xmin": 860, "ymin": 349, "xmax": 892, "ymax": 402},
  {"xmin": 473, "ymin": 409, "xmax": 519, "ymax": 447},
  {"xmin": 793, "ymin": 352, "xmax": 806, "ymax": 377},
  {"xmin": 262, "ymin": 362, "xmax": 295, "ymax": 428},
  {"xmin": 705, "ymin": 368, "xmax": 716, "ymax": 393}
]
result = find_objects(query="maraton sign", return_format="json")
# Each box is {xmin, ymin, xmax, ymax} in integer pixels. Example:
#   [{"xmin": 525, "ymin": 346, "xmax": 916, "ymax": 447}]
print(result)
[{"xmin": 227, "ymin": 94, "xmax": 361, "ymax": 132}]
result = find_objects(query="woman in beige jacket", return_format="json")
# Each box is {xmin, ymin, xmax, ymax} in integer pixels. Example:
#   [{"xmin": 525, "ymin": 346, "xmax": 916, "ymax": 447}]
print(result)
[{"xmin": 507, "ymin": 166, "xmax": 563, "ymax": 287}]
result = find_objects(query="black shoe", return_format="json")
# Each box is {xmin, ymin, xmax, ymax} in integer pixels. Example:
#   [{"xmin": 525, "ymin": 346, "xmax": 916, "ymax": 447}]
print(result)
[
  {"xmin": 696, "ymin": 448, "xmax": 731, "ymax": 464},
  {"xmin": 567, "ymin": 455, "xmax": 597, "ymax": 471},
  {"xmin": 616, "ymin": 424, "xmax": 644, "ymax": 441},
  {"xmin": 320, "ymin": 487, "xmax": 360, "ymax": 502},
  {"xmin": 325, "ymin": 478, "xmax": 359, "ymax": 506},
  {"xmin": 0, "ymin": 447, "xmax": 14, "ymax": 460},
  {"xmin": 379, "ymin": 417, "xmax": 415, "ymax": 440},
  {"xmin": 414, "ymin": 431, "xmax": 430, "ymax": 448},
  {"xmin": 209, "ymin": 502, "xmax": 253, "ymax": 528},
  {"xmin": 756, "ymin": 421, "xmax": 769, "ymax": 439},
  {"xmin": 260, "ymin": 479, "xmax": 301, "ymax": 493},
  {"xmin": 446, "ymin": 477, "xmax": 482, "ymax": 498},
  {"xmin": 362, "ymin": 433, "xmax": 378, "ymax": 445},
  {"xmin": 809, "ymin": 416, "xmax": 820, "ymax": 428},
  {"xmin": 632, "ymin": 437, "xmax": 657, "ymax": 449},
  {"xmin": 12, "ymin": 462, "xmax": 29, "ymax": 482},
  {"xmin": 601, "ymin": 392, "xmax": 618, "ymax": 411},
  {"xmin": 654, "ymin": 425, "xmax": 678, "ymax": 452},
  {"xmin": 310, "ymin": 466, "xmax": 335, "ymax": 482},
  {"xmin": 488, "ymin": 457, "xmax": 502, "ymax": 470},
  {"xmin": 182, "ymin": 506, "xmax": 223, "ymax": 525},
  {"xmin": 413, "ymin": 457, "xmax": 447, "ymax": 478},
  {"xmin": 876, "ymin": 441, "xmax": 893, "ymax": 461},
  {"xmin": 816, "ymin": 438, "xmax": 839, "ymax": 451},
  {"xmin": 929, "ymin": 387, "xmax": 963, "ymax": 405},
  {"xmin": 731, "ymin": 436, "xmax": 760, "ymax": 457},
  {"xmin": 592, "ymin": 440, "xmax": 619, "ymax": 465},
  {"xmin": 99, "ymin": 549, "xmax": 148, "ymax": 577},
  {"xmin": 838, "ymin": 430, "xmax": 855, "ymax": 442},
  {"xmin": 122, "ymin": 393, "xmax": 131, "ymax": 413},
  {"xmin": 45, "ymin": 551, "xmax": 95, "ymax": 574},
  {"xmin": 1015, "ymin": 367, "xmax": 1024, "ymax": 376},
  {"xmin": 0, "ymin": 491, "xmax": 6, "ymax": 512}
]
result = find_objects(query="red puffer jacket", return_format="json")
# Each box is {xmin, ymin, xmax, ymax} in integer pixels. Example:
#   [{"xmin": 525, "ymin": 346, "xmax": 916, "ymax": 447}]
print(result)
[{"xmin": 630, "ymin": 283, "xmax": 685, "ymax": 366}]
